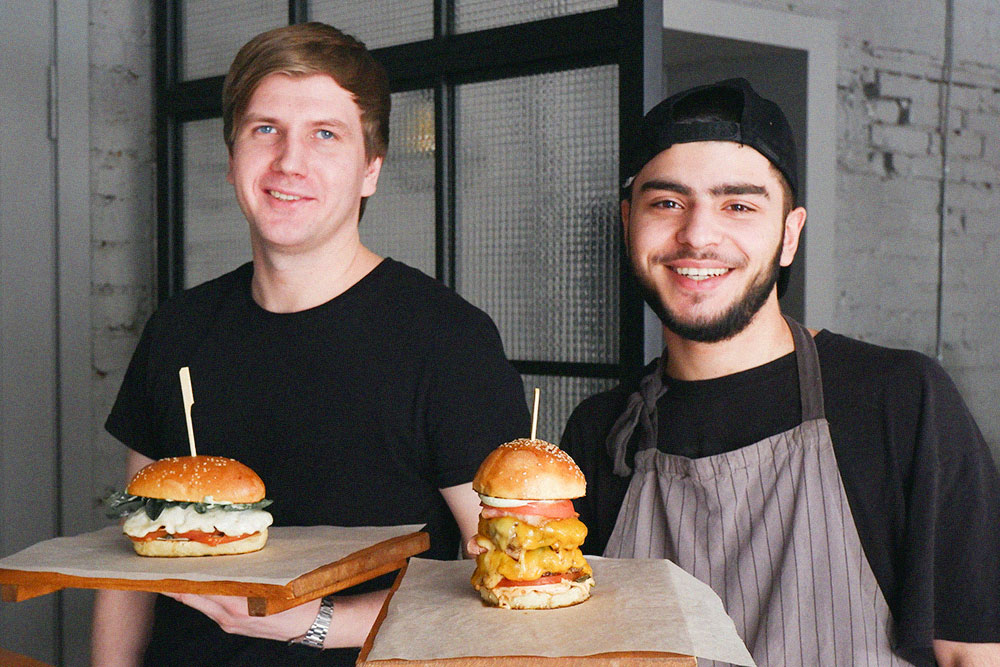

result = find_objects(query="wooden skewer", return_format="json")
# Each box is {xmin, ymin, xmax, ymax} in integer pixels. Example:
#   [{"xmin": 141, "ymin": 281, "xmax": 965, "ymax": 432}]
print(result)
[
  {"xmin": 179, "ymin": 367, "xmax": 198, "ymax": 457},
  {"xmin": 530, "ymin": 387, "xmax": 540, "ymax": 441}
]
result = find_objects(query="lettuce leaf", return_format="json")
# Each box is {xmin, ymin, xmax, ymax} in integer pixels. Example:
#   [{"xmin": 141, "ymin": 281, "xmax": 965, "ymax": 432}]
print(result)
[{"xmin": 102, "ymin": 490, "xmax": 273, "ymax": 520}]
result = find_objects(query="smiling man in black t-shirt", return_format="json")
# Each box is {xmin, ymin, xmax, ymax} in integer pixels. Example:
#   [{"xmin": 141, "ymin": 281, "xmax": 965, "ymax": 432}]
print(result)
[
  {"xmin": 91, "ymin": 23, "xmax": 529, "ymax": 667},
  {"xmin": 560, "ymin": 79, "xmax": 1000, "ymax": 666}
]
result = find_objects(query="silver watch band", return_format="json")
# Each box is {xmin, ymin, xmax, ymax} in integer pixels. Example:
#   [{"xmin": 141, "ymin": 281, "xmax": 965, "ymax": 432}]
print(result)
[{"xmin": 293, "ymin": 594, "xmax": 334, "ymax": 649}]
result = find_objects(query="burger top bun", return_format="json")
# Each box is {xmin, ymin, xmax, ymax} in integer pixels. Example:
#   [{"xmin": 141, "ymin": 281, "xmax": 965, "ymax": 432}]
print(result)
[
  {"xmin": 472, "ymin": 438, "xmax": 586, "ymax": 500},
  {"xmin": 127, "ymin": 455, "xmax": 265, "ymax": 503}
]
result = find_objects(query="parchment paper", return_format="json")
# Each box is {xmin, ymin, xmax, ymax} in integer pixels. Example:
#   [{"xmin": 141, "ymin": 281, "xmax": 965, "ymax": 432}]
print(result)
[
  {"xmin": 366, "ymin": 557, "xmax": 754, "ymax": 666},
  {"xmin": 0, "ymin": 524, "xmax": 423, "ymax": 586}
]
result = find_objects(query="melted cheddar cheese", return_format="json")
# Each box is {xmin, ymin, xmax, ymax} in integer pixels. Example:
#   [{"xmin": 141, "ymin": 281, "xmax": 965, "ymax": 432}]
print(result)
[
  {"xmin": 471, "ymin": 546, "xmax": 592, "ymax": 590},
  {"xmin": 478, "ymin": 515, "xmax": 588, "ymax": 554}
]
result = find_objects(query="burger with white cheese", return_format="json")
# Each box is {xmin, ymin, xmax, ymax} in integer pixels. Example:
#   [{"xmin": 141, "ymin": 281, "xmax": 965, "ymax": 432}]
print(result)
[
  {"xmin": 469, "ymin": 438, "xmax": 594, "ymax": 609},
  {"xmin": 104, "ymin": 455, "xmax": 273, "ymax": 557}
]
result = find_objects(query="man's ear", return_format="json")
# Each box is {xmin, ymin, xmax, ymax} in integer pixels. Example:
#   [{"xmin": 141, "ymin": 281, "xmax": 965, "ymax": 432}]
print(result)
[
  {"xmin": 780, "ymin": 206, "xmax": 807, "ymax": 267},
  {"xmin": 621, "ymin": 198, "xmax": 631, "ymax": 245},
  {"xmin": 360, "ymin": 155, "xmax": 384, "ymax": 198}
]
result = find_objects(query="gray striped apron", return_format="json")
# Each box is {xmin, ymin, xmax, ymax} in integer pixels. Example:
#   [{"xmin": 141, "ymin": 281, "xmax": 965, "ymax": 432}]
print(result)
[{"xmin": 604, "ymin": 318, "xmax": 911, "ymax": 666}]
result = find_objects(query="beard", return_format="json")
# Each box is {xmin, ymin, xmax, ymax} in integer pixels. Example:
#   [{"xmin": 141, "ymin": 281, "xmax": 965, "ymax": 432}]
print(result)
[{"xmin": 634, "ymin": 239, "xmax": 783, "ymax": 344}]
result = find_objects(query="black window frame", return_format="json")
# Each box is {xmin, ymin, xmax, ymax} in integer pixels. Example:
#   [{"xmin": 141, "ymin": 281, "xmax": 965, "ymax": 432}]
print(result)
[{"xmin": 154, "ymin": 0, "xmax": 646, "ymax": 385}]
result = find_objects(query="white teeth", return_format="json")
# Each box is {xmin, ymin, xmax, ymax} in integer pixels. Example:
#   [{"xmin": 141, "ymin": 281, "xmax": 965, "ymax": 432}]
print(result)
[
  {"xmin": 673, "ymin": 267, "xmax": 728, "ymax": 281},
  {"xmin": 269, "ymin": 190, "xmax": 301, "ymax": 201}
]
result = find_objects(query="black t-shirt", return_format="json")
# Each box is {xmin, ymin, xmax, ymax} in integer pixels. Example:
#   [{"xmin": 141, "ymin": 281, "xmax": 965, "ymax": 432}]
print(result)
[
  {"xmin": 561, "ymin": 330, "xmax": 1000, "ymax": 666},
  {"xmin": 106, "ymin": 259, "xmax": 531, "ymax": 666}
]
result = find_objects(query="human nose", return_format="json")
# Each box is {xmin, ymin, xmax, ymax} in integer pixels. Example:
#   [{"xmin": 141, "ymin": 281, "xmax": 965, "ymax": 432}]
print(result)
[
  {"xmin": 674, "ymin": 205, "xmax": 721, "ymax": 248},
  {"xmin": 271, "ymin": 135, "xmax": 308, "ymax": 176}
]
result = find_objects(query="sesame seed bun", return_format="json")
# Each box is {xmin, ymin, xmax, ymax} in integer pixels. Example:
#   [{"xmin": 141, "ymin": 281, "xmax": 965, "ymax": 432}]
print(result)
[
  {"xmin": 472, "ymin": 438, "xmax": 586, "ymax": 500},
  {"xmin": 126, "ymin": 455, "xmax": 265, "ymax": 503},
  {"xmin": 478, "ymin": 577, "xmax": 593, "ymax": 609}
]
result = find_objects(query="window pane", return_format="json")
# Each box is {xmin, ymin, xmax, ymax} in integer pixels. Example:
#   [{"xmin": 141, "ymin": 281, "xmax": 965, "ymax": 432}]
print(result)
[
  {"xmin": 180, "ymin": 0, "xmax": 287, "ymax": 81},
  {"xmin": 455, "ymin": 66, "xmax": 620, "ymax": 364},
  {"xmin": 521, "ymin": 375, "xmax": 618, "ymax": 445},
  {"xmin": 454, "ymin": 0, "xmax": 616, "ymax": 33},
  {"xmin": 181, "ymin": 118, "xmax": 249, "ymax": 288},
  {"xmin": 360, "ymin": 89, "xmax": 436, "ymax": 277},
  {"xmin": 309, "ymin": 0, "xmax": 433, "ymax": 49}
]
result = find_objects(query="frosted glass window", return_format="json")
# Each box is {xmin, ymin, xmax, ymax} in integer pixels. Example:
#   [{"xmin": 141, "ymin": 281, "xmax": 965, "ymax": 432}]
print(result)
[
  {"xmin": 455, "ymin": 66, "xmax": 620, "ymax": 364},
  {"xmin": 180, "ymin": 0, "xmax": 287, "ymax": 81},
  {"xmin": 181, "ymin": 118, "xmax": 249, "ymax": 288},
  {"xmin": 361, "ymin": 89, "xmax": 436, "ymax": 276},
  {"xmin": 522, "ymin": 375, "xmax": 618, "ymax": 445},
  {"xmin": 454, "ymin": 0, "xmax": 616, "ymax": 33},
  {"xmin": 309, "ymin": 0, "xmax": 433, "ymax": 49}
]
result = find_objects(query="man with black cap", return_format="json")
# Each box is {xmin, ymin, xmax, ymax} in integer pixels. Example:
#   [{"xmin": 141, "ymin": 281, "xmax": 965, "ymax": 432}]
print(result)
[{"xmin": 561, "ymin": 79, "xmax": 1000, "ymax": 665}]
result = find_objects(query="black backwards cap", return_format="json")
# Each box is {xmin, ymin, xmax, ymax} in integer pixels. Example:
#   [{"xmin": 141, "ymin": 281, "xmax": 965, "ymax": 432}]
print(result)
[
  {"xmin": 623, "ymin": 78, "xmax": 799, "ymax": 200},
  {"xmin": 623, "ymin": 78, "xmax": 800, "ymax": 298}
]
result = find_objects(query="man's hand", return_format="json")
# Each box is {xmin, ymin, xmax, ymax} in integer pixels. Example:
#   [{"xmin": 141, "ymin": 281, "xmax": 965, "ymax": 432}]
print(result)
[
  {"xmin": 934, "ymin": 639, "xmax": 1000, "ymax": 666},
  {"xmin": 161, "ymin": 592, "xmax": 317, "ymax": 642},
  {"xmin": 162, "ymin": 588, "xmax": 389, "ymax": 647},
  {"xmin": 440, "ymin": 481, "xmax": 482, "ymax": 558}
]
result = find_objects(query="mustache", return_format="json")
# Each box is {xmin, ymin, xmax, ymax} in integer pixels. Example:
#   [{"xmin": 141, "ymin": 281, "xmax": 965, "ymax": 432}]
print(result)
[{"xmin": 648, "ymin": 249, "xmax": 745, "ymax": 268}]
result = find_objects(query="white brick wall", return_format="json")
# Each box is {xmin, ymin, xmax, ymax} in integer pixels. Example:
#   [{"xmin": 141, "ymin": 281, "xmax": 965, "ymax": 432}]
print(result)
[
  {"xmin": 804, "ymin": 0, "xmax": 999, "ymax": 456},
  {"xmin": 90, "ymin": 0, "xmax": 155, "ymax": 499},
  {"xmin": 87, "ymin": 1, "xmax": 1000, "ymax": 468}
]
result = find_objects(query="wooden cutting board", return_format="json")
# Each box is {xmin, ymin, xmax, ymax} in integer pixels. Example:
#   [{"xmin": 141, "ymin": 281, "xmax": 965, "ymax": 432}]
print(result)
[
  {"xmin": 358, "ymin": 654, "xmax": 696, "ymax": 665},
  {"xmin": 0, "ymin": 530, "xmax": 428, "ymax": 616},
  {"xmin": 0, "ymin": 647, "xmax": 54, "ymax": 667},
  {"xmin": 357, "ymin": 564, "xmax": 697, "ymax": 666}
]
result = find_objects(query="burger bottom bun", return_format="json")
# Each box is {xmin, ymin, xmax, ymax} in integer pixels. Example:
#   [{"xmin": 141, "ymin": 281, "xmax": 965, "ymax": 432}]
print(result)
[
  {"xmin": 480, "ymin": 577, "xmax": 593, "ymax": 609},
  {"xmin": 131, "ymin": 529, "xmax": 267, "ymax": 557}
]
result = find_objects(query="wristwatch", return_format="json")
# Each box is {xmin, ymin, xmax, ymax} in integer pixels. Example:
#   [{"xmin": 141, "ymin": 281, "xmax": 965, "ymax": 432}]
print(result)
[{"xmin": 290, "ymin": 594, "xmax": 335, "ymax": 650}]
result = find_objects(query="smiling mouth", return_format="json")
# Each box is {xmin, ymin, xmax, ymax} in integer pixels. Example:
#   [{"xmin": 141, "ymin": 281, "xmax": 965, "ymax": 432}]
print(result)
[
  {"xmin": 268, "ymin": 190, "xmax": 303, "ymax": 202},
  {"xmin": 672, "ymin": 266, "xmax": 730, "ymax": 281}
]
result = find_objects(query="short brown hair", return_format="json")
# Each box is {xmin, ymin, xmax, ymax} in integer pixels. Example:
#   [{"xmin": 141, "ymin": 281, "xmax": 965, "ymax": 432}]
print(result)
[{"xmin": 222, "ymin": 22, "xmax": 390, "ymax": 162}]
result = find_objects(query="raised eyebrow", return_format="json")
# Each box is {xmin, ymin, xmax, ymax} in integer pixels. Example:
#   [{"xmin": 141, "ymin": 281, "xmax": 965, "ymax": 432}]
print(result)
[
  {"xmin": 241, "ymin": 114, "xmax": 279, "ymax": 127},
  {"xmin": 709, "ymin": 183, "xmax": 769, "ymax": 198},
  {"xmin": 312, "ymin": 119, "xmax": 351, "ymax": 132},
  {"xmin": 638, "ymin": 179, "xmax": 692, "ymax": 196}
]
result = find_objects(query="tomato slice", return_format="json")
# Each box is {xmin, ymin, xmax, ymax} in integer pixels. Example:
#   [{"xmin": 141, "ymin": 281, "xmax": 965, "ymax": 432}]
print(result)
[
  {"xmin": 480, "ymin": 499, "xmax": 577, "ymax": 519},
  {"xmin": 496, "ymin": 571, "xmax": 582, "ymax": 588},
  {"xmin": 129, "ymin": 529, "xmax": 256, "ymax": 545}
]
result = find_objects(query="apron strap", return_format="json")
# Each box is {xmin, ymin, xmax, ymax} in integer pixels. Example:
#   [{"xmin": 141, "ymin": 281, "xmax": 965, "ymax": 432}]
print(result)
[
  {"xmin": 604, "ymin": 356, "xmax": 667, "ymax": 477},
  {"xmin": 605, "ymin": 317, "xmax": 825, "ymax": 476},
  {"xmin": 783, "ymin": 314, "xmax": 826, "ymax": 422}
]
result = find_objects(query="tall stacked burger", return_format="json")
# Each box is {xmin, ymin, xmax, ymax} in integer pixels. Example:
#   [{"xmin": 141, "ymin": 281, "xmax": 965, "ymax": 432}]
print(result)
[
  {"xmin": 469, "ymin": 438, "xmax": 594, "ymax": 609},
  {"xmin": 104, "ymin": 455, "xmax": 274, "ymax": 557}
]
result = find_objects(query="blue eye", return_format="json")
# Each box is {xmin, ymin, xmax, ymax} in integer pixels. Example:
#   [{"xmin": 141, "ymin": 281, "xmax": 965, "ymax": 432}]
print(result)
[
  {"xmin": 255, "ymin": 125, "xmax": 276, "ymax": 135},
  {"xmin": 316, "ymin": 129, "xmax": 335, "ymax": 140}
]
